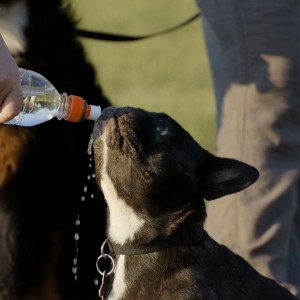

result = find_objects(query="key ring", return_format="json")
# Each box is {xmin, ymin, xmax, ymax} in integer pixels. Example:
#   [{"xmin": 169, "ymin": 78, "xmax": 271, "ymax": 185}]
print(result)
[
  {"xmin": 96, "ymin": 254, "xmax": 115, "ymax": 276},
  {"xmin": 96, "ymin": 238, "xmax": 115, "ymax": 276}
]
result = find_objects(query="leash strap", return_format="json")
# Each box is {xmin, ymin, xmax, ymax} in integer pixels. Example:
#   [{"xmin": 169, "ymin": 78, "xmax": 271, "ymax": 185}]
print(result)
[
  {"xmin": 108, "ymin": 222, "xmax": 205, "ymax": 255},
  {"xmin": 75, "ymin": 12, "xmax": 200, "ymax": 42}
]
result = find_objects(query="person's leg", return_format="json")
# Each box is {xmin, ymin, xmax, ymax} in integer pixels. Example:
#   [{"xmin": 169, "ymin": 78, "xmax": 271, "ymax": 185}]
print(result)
[{"xmin": 195, "ymin": 0, "xmax": 300, "ymax": 296}]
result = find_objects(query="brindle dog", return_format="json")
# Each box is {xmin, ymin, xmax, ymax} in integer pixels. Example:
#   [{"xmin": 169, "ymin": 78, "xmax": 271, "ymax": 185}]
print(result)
[{"xmin": 92, "ymin": 106, "xmax": 296, "ymax": 300}]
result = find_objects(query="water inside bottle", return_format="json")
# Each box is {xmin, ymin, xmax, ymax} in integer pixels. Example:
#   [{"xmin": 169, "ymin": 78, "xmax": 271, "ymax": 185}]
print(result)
[{"xmin": 7, "ymin": 87, "xmax": 61, "ymax": 126}]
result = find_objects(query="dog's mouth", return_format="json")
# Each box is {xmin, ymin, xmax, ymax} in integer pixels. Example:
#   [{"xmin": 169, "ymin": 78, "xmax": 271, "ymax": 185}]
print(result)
[{"xmin": 93, "ymin": 107, "xmax": 117, "ymax": 135}]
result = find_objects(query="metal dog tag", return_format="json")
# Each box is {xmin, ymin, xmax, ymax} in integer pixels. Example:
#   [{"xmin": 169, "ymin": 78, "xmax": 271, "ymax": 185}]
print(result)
[{"xmin": 99, "ymin": 270, "xmax": 109, "ymax": 300}]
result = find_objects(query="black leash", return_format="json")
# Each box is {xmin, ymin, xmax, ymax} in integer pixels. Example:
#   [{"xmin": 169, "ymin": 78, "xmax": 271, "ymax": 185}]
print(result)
[{"xmin": 75, "ymin": 12, "xmax": 200, "ymax": 42}]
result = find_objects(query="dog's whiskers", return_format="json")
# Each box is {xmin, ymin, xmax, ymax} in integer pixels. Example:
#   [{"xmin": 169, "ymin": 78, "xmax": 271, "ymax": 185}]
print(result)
[{"xmin": 184, "ymin": 172, "xmax": 200, "ymax": 182}]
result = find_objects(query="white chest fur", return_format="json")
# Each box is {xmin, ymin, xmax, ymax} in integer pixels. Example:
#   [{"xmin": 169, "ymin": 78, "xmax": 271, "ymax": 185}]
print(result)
[
  {"xmin": 107, "ymin": 255, "xmax": 127, "ymax": 300},
  {"xmin": 99, "ymin": 132, "xmax": 146, "ymax": 299},
  {"xmin": 99, "ymin": 133, "xmax": 145, "ymax": 245},
  {"xmin": 0, "ymin": 2, "xmax": 28, "ymax": 56}
]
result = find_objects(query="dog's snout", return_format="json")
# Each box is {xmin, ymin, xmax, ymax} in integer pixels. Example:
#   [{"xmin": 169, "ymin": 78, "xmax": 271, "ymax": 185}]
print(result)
[
  {"xmin": 99, "ymin": 106, "xmax": 142, "ymax": 122},
  {"xmin": 99, "ymin": 106, "xmax": 118, "ymax": 121},
  {"xmin": 116, "ymin": 106, "xmax": 136, "ymax": 115}
]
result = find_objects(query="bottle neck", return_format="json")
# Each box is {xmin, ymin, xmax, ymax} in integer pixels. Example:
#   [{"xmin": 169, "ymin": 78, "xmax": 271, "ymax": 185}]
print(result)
[{"xmin": 57, "ymin": 92, "xmax": 69, "ymax": 120}]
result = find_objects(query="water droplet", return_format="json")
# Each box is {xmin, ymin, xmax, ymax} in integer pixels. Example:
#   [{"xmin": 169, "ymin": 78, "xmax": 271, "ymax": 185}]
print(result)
[
  {"xmin": 89, "ymin": 164, "xmax": 92, "ymax": 168},
  {"xmin": 91, "ymin": 194, "xmax": 94, "ymax": 199},
  {"xmin": 72, "ymin": 266, "xmax": 77, "ymax": 274},
  {"xmin": 94, "ymin": 279, "xmax": 99, "ymax": 286},
  {"xmin": 84, "ymin": 186, "xmax": 87, "ymax": 193},
  {"xmin": 73, "ymin": 257, "xmax": 77, "ymax": 265},
  {"xmin": 81, "ymin": 196, "xmax": 85, "ymax": 202},
  {"xmin": 75, "ymin": 219, "xmax": 80, "ymax": 226},
  {"xmin": 87, "ymin": 175, "xmax": 91, "ymax": 180},
  {"xmin": 87, "ymin": 133, "xmax": 94, "ymax": 155},
  {"xmin": 92, "ymin": 173, "xmax": 95, "ymax": 178},
  {"xmin": 74, "ymin": 275, "xmax": 78, "ymax": 281},
  {"xmin": 74, "ymin": 232, "xmax": 80, "ymax": 241}
]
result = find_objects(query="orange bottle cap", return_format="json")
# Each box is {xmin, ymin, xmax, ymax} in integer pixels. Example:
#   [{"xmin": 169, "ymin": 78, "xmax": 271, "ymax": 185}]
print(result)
[{"xmin": 66, "ymin": 95, "xmax": 87, "ymax": 122}]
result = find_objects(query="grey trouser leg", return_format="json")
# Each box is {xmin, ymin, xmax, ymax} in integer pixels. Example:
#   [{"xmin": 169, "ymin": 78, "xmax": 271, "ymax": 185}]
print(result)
[{"xmin": 195, "ymin": 0, "xmax": 300, "ymax": 296}]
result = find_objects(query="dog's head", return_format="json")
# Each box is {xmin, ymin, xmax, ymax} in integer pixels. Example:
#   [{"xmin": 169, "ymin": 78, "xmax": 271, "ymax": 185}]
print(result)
[{"xmin": 92, "ymin": 107, "xmax": 259, "ymax": 242}]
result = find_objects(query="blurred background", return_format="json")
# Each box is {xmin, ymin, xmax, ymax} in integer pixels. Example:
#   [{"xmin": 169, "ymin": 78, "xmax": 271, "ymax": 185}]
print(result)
[{"xmin": 69, "ymin": 0, "xmax": 216, "ymax": 151}]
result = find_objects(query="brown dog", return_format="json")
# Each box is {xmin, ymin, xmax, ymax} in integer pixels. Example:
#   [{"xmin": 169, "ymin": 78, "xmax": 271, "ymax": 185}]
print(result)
[{"xmin": 92, "ymin": 106, "xmax": 296, "ymax": 300}]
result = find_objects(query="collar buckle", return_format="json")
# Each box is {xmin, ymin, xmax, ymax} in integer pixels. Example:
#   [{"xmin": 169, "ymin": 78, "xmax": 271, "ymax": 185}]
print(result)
[{"xmin": 181, "ymin": 222, "xmax": 203, "ymax": 244}]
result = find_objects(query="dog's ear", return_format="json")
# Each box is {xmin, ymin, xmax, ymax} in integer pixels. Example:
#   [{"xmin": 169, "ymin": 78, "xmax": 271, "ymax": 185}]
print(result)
[{"xmin": 201, "ymin": 156, "xmax": 259, "ymax": 201}]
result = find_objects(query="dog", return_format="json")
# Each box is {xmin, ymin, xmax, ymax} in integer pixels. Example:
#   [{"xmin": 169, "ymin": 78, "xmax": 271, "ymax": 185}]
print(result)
[
  {"xmin": 92, "ymin": 106, "xmax": 297, "ymax": 300},
  {"xmin": 0, "ymin": 0, "xmax": 109, "ymax": 299}
]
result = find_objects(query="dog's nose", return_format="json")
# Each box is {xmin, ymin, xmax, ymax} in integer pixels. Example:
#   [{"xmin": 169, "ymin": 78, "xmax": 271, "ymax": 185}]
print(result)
[
  {"xmin": 93, "ymin": 107, "xmax": 117, "ymax": 137},
  {"xmin": 99, "ymin": 106, "xmax": 118, "ymax": 121}
]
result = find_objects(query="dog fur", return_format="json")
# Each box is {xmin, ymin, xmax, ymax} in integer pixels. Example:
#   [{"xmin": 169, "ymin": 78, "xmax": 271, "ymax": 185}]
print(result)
[
  {"xmin": 92, "ymin": 106, "xmax": 297, "ymax": 300},
  {"xmin": 0, "ymin": 0, "xmax": 109, "ymax": 299}
]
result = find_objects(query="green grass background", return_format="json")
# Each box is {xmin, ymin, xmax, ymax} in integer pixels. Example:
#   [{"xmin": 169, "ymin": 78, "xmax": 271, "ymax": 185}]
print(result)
[{"xmin": 69, "ymin": 0, "xmax": 216, "ymax": 152}]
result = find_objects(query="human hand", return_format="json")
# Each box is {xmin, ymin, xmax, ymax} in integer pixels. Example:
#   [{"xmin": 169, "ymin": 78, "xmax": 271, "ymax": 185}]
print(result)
[{"xmin": 0, "ymin": 34, "xmax": 23, "ymax": 123}]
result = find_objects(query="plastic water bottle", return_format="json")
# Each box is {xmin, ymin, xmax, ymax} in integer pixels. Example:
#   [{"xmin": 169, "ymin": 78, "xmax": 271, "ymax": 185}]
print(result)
[{"xmin": 4, "ymin": 68, "xmax": 101, "ymax": 126}]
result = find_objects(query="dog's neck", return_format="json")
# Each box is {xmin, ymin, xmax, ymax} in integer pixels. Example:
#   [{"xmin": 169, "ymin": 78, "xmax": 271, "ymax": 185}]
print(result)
[
  {"xmin": 102, "ymin": 171, "xmax": 198, "ymax": 246},
  {"xmin": 101, "ymin": 150, "xmax": 200, "ymax": 246},
  {"xmin": 102, "ymin": 176, "xmax": 204, "ymax": 252},
  {"xmin": 100, "ymin": 142, "xmax": 205, "ymax": 248},
  {"xmin": 107, "ymin": 221, "xmax": 206, "ymax": 255}
]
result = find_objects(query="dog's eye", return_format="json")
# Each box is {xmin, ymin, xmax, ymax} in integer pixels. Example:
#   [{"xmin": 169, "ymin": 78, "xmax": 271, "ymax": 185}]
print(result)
[{"xmin": 155, "ymin": 121, "xmax": 168, "ymax": 135}]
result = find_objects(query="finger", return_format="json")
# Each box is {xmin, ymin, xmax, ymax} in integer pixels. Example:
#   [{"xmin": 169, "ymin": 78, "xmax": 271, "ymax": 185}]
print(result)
[{"xmin": 0, "ymin": 88, "xmax": 23, "ymax": 123}]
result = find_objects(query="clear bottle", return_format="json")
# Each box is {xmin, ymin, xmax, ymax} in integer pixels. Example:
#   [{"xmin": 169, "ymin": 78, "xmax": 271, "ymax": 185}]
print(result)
[{"xmin": 4, "ymin": 68, "xmax": 101, "ymax": 126}]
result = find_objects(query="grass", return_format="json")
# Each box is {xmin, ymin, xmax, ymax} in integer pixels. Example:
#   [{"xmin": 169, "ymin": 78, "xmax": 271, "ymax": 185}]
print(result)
[{"xmin": 69, "ymin": 0, "xmax": 216, "ymax": 151}]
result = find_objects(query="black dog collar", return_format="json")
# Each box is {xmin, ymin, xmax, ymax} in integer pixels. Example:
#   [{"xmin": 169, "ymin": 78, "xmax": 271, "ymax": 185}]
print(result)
[{"xmin": 107, "ymin": 222, "xmax": 206, "ymax": 255}]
